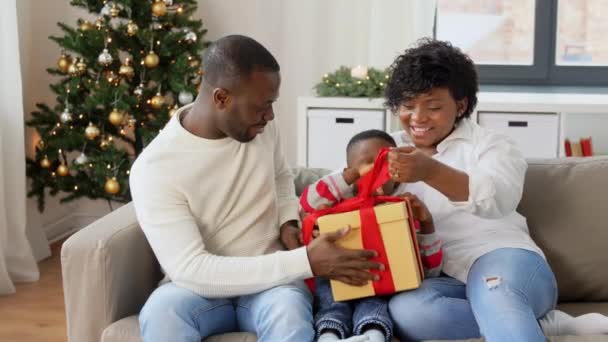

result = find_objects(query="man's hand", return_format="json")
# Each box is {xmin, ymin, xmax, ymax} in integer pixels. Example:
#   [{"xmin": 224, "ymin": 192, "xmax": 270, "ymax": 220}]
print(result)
[
  {"xmin": 388, "ymin": 146, "xmax": 438, "ymax": 183},
  {"xmin": 307, "ymin": 226, "xmax": 384, "ymax": 286},
  {"xmin": 280, "ymin": 221, "xmax": 302, "ymax": 250}
]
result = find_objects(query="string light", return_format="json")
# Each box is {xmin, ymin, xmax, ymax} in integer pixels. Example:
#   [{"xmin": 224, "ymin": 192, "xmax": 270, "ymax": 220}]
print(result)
[
  {"xmin": 126, "ymin": 170, "xmax": 130, "ymax": 175},
  {"xmin": 74, "ymin": 185, "xmax": 79, "ymax": 190}
]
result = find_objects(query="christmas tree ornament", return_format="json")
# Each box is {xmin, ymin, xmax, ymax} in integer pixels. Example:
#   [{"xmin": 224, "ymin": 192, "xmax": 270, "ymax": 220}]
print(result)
[
  {"xmin": 126, "ymin": 21, "xmax": 139, "ymax": 36},
  {"xmin": 184, "ymin": 31, "xmax": 197, "ymax": 43},
  {"xmin": 188, "ymin": 58, "xmax": 200, "ymax": 68},
  {"xmin": 178, "ymin": 91, "xmax": 193, "ymax": 105},
  {"xmin": 144, "ymin": 51, "xmax": 159, "ymax": 68},
  {"xmin": 79, "ymin": 20, "xmax": 94, "ymax": 31},
  {"xmin": 68, "ymin": 62, "xmax": 80, "ymax": 76},
  {"xmin": 151, "ymin": 0, "xmax": 168, "ymax": 17},
  {"xmin": 164, "ymin": 0, "xmax": 173, "ymax": 5},
  {"xmin": 109, "ymin": 108, "xmax": 125, "ymax": 126},
  {"xmin": 127, "ymin": 116, "xmax": 137, "ymax": 127},
  {"xmin": 40, "ymin": 156, "xmax": 51, "ymax": 168},
  {"xmin": 101, "ymin": 2, "xmax": 112, "ymax": 16},
  {"xmin": 60, "ymin": 109, "xmax": 73, "ymax": 123},
  {"xmin": 95, "ymin": 17, "xmax": 105, "ymax": 30},
  {"xmin": 134, "ymin": 83, "xmax": 145, "ymax": 97},
  {"xmin": 85, "ymin": 122, "xmax": 100, "ymax": 140},
  {"xmin": 151, "ymin": 20, "xmax": 163, "ymax": 30},
  {"xmin": 37, "ymin": 140, "xmax": 45, "ymax": 149},
  {"xmin": 104, "ymin": 177, "xmax": 120, "ymax": 194},
  {"xmin": 110, "ymin": 3, "xmax": 120, "ymax": 17},
  {"xmin": 100, "ymin": 135, "xmax": 111, "ymax": 149},
  {"xmin": 118, "ymin": 58, "xmax": 135, "ymax": 78},
  {"xmin": 57, "ymin": 53, "xmax": 72, "ymax": 73},
  {"xmin": 75, "ymin": 153, "xmax": 88, "ymax": 165},
  {"xmin": 150, "ymin": 93, "xmax": 165, "ymax": 109},
  {"xmin": 169, "ymin": 104, "xmax": 179, "ymax": 117},
  {"xmin": 76, "ymin": 59, "xmax": 87, "ymax": 74},
  {"xmin": 98, "ymin": 48, "xmax": 113, "ymax": 66},
  {"xmin": 57, "ymin": 164, "xmax": 70, "ymax": 177}
]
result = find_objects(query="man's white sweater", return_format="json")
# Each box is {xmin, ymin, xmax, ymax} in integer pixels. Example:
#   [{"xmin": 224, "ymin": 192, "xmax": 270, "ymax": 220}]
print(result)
[{"xmin": 130, "ymin": 105, "xmax": 312, "ymax": 298}]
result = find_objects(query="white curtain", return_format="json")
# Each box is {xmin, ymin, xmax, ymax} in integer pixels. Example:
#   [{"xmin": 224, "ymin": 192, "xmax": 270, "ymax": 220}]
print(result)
[
  {"xmin": 197, "ymin": 0, "xmax": 437, "ymax": 165},
  {"xmin": 0, "ymin": 0, "xmax": 39, "ymax": 295}
]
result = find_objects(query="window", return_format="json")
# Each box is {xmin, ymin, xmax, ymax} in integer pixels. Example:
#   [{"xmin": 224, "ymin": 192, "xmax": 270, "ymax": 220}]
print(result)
[{"xmin": 436, "ymin": 0, "xmax": 608, "ymax": 86}]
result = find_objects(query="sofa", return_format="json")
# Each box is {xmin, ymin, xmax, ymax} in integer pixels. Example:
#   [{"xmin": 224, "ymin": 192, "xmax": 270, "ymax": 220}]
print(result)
[{"xmin": 61, "ymin": 157, "xmax": 608, "ymax": 342}]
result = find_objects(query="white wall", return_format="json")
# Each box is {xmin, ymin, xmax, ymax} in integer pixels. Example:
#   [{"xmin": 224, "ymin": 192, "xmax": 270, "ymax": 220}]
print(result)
[{"xmin": 16, "ymin": 0, "xmax": 433, "ymax": 245}]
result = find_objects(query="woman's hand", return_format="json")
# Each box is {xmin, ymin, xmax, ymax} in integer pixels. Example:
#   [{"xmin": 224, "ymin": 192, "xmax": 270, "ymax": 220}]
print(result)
[{"xmin": 388, "ymin": 146, "xmax": 438, "ymax": 183}]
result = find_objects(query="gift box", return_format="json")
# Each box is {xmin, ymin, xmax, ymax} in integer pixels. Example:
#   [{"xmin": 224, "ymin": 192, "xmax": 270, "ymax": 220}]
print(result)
[{"xmin": 317, "ymin": 200, "xmax": 424, "ymax": 301}]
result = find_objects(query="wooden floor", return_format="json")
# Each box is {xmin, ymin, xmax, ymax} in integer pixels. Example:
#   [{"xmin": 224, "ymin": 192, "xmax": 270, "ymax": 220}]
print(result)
[{"xmin": 0, "ymin": 241, "xmax": 66, "ymax": 342}]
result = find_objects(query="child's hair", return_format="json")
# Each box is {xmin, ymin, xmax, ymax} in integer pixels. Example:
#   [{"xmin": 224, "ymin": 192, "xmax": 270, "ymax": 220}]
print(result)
[
  {"xmin": 385, "ymin": 38, "xmax": 478, "ymax": 123},
  {"xmin": 346, "ymin": 129, "xmax": 396, "ymax": 154}
]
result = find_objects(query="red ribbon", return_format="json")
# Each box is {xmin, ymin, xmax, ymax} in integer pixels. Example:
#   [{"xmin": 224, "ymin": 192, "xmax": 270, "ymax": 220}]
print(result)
[{"xmin": 302, "ymin": 148, "xmax": 421, "ymax": 295}]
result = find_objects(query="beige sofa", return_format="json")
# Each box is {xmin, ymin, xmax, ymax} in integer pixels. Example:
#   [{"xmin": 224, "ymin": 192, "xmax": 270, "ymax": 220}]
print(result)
[{"xmin": 61, "ymin": 158, "xmax": 608, "ymax": 342}]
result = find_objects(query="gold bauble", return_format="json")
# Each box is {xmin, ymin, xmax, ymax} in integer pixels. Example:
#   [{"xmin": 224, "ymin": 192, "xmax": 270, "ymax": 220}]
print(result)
[
  {"xmin": 108, "ymin": 108, "xmax": 125, "ymax": 126},
  {"xmin": 144, "ymin": 51, "xmax": 159, "ymax": 68},
  {"xmin": 126, "ymin": 21, "xmax": 139, "ymax": 36},
  {"xmin": 95, "ymin": 17, "xmax": 104, "ymax": 30},
  {"xmin": 76, "ymin": 60, "xmax": 87, "ymax": 74},
  {"xmin": 79, "ymin": 20, "xmax": 94, "ymax": 31},
  {"xmin": 118, "ymin": 63, "xmax": 134, "ymax": 79},
  {"xmin": 58, "ymin": 54, "xmax": 72, "ymax": 73},
  {"xmin": 40, "ymin": 156, "xmax": 51, "ymax": 168},
  {"xmin": 151, "ymin": 0, "xmax": 168, "ymax": 17},
  {"xmin": 68, "ymin": 62, "xmax": 80, "ymax": 76},
  {"xmin": 104, "ymin": 177, "xmax": 121, "ymax": 194},
  {"xmin": 57, "ymin": 164, "xmax": 70, "ymax": 177},
  {"xmin": 188, "ymin": 58, "xmax": 200, "ymax": 68},
  {"xmin": 150, "ymin": 93, "xmax": 165, "ymax": 109},
  {"xmin": 169, "ymin": 105, "xmax": 179, "ymax": 117},
  {"xmin": 85, "ymin": 122, "xmax": 100, "ymax": 140},
  {"xmin": 110, "ymin": 4, "xmax": 120, "ymax": 17},
  {"xmin": 100, "ymin": 136, "xmax": 111, "ymax": 149}
]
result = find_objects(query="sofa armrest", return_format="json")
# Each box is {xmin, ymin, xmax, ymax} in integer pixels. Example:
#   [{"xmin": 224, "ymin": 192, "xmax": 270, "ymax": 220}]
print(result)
[{"xmin": 61, "ymin": 202, "xmax": 161, "ymax": 342}]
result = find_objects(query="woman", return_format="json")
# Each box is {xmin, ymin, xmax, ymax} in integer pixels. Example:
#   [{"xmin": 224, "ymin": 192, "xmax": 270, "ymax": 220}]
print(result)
[{"xmin": 384, "ymin": 39, "xmax": 608, "ymax": 341}]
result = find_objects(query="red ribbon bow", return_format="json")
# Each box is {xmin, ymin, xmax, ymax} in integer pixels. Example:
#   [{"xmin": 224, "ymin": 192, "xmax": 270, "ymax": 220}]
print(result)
[{"xmin": 302, "ymin": 148, "xmax": 418, "ymax": 295}]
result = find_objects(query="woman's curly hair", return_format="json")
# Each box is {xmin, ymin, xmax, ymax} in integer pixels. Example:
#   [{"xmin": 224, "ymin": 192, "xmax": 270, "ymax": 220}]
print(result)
[{"xmin": 385, "ymin": 38, "xmax": 478, "ymax": 122}]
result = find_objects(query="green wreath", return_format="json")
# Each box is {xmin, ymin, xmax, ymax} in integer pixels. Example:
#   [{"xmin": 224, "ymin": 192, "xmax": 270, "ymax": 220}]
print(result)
[{"xmin": 314, "ymin": 66, "xmax": 389, "ymax": 98}]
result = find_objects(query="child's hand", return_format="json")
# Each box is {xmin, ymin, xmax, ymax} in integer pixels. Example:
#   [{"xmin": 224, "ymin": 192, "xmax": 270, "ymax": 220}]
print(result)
[
  {"xmin": 342, "ymin": 163, "xmax": 374, "ymax": 185},
  {"xmin": 401, "ymin": 192, "xmax": 435, "ymax": 234}
]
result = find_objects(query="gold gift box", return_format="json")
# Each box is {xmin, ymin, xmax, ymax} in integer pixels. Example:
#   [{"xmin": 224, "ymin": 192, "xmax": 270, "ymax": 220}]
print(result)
[{"xmin": 317, "ymin": 201, "xmax": 423, "ymax": 301}]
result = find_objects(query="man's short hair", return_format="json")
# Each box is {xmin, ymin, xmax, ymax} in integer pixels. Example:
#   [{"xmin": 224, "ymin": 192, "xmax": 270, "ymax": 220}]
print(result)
[{"xmin": 202, "ymin": 35, "xmax": 280, "ymax": 88}]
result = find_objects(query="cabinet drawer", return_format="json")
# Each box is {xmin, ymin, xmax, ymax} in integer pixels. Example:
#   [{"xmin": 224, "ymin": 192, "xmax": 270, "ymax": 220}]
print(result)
[
  {"xmin": 307, "ymin": 109, "xmax": 384, "ymax": 170},
  {"xmin": 478, "ymin": 112, "xmax": 559, "ymax": 158}
]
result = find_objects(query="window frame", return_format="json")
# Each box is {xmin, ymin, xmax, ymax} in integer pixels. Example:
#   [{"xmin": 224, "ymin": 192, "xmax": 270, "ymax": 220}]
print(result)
[{"xmin": 437, "ymin": 0, "xmax": 608, "ymax": 86}]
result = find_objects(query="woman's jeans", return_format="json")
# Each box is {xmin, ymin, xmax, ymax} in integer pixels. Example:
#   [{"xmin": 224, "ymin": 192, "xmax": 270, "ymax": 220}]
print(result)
[
  {"xmin": 388, "ymin": 248, "xmax": 557, "ymax": 342},
  {"xmin": 314, "ymin": 277, "xmax": 393, "ymax": 341}
]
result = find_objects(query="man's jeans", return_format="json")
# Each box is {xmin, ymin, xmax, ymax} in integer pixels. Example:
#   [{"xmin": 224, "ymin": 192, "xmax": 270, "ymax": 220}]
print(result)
[
  {"xmin": 389, "ymin": 248, "xmax": 558, "ymax": 342},
  {"xmin": 314, "ymin": 277, "xmax": 393, "ymax": 341},
  {"xmin": 139, "ymin": 282, "xmax": 314, "ymax": 342}
]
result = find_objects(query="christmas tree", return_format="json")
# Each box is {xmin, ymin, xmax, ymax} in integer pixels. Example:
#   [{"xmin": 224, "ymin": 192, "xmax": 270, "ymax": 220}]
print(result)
[{"xmin": 26, "ymin": 0, "xmax": 209, "ymax": 211}]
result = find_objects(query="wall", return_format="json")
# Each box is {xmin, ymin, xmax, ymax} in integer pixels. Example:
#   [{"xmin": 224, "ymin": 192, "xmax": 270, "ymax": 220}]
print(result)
[{"xmin": 16, "ymin": 0, "xmax": 433, "ymax": 246}]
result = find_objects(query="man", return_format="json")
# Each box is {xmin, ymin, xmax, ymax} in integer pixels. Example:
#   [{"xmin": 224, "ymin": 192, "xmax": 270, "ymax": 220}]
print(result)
[{"xmin": 130, "ymin": 35, "xmax": 381, "ymax": 342}]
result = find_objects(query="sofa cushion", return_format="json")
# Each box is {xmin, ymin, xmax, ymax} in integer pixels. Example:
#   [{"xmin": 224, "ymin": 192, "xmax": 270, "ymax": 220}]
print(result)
[
  {"xmin": 518, "ymin": 157, "xmax": 608, "ymax": 302},
  {"xmin": 101, "ymin": 315, "xmax": 258, "ymax": 342}
]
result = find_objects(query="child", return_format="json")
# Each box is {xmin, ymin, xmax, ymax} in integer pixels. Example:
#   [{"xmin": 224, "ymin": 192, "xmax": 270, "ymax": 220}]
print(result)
[{"xmin": 300, "ymin": 129, "xmax": 443, "ymax": 342}]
